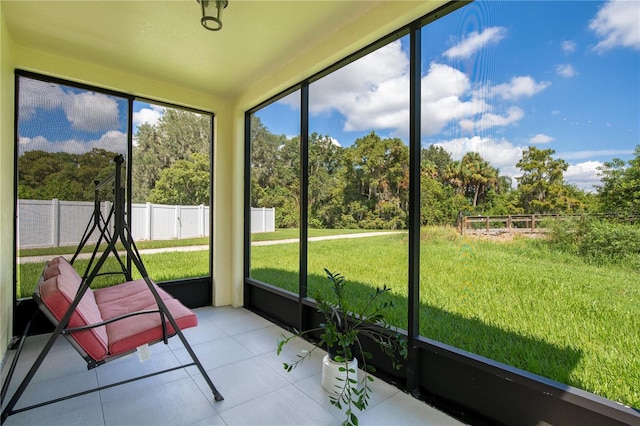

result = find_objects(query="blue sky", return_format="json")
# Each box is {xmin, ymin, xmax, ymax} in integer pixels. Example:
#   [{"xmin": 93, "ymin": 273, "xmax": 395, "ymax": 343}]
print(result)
[
  {"xmin": 18, "ymin": 80, "xmax": 165, "ymax": 156},
  {"xmin": 256, "ymin": 0, "xmax": 640, "ymax": 191},
  {"xmin": 17, "ymin": 1, "xmax": 639, "ymax": 192}
]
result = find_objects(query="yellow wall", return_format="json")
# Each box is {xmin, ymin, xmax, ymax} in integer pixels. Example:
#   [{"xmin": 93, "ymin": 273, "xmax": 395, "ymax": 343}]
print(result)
[
  {"xmin": 13, "ymin": 44, "xmax": 244, "ymax": 308},
  {"xmin": 0, "ymin": 4, "xmax": 16, "ymax": 364}
]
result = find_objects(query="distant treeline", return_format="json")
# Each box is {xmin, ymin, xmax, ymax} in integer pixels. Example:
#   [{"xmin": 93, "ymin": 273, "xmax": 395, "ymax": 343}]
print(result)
[
  {"xmin": 251, "ymin": 116, "xmax": 640, "ymax": 229},
  {"xmin": 18, "ymin": 112, "xmax": 640, "ymax": 230}
]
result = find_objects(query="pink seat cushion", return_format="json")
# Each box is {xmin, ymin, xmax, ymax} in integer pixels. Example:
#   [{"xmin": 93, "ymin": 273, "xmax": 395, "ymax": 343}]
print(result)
[{"xmin": 94, "ymin": 279, "xmax": 198, "ymax": 356}]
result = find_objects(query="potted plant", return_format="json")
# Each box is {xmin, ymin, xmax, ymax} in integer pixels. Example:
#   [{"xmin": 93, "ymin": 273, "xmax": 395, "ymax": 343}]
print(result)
[{"xmin": 277, "ymin": 269, "xmax": 408, "ymax": 426}]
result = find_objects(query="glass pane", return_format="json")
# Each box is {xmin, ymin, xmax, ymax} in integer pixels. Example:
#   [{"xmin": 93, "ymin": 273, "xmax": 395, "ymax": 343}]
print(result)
[
  {"xmin": 249, "ymin": 91, "xmax": 301, "ymax": 293},
  {"xmin": 420, "ymin": 1, "xmax": 639, "ymax": 408},
  {"xmin": 308, "ymin": 38, "xmax": 410, "ymax": 328},
  {"xmin": 131, "ymin": 101, "xmax": 213, "ymax": 281},
  {"xmin": 16, "ymin": 76, "xmax": 128, "ymax": 297}
]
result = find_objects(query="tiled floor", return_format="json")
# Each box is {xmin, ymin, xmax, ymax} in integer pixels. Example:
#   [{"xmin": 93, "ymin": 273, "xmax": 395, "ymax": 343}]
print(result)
[{"xmin": 1, "ymin": 306, "xmax": 465, "ymax": 425}]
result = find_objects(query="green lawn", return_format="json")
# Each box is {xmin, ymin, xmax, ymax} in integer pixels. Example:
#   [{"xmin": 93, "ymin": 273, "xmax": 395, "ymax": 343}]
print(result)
[
  {"xmin": 250, "ymin": 230, "xmax": 640, "ymax": 409},
  {"xmin": 16, "ymin": 228, "xmax": 640, "ymax": 408}
]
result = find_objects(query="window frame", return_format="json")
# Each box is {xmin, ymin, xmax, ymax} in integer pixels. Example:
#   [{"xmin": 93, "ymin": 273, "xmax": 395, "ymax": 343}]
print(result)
[{"xmin": 13, "ymin": 70, "xmax": 216, "ymax": 334}]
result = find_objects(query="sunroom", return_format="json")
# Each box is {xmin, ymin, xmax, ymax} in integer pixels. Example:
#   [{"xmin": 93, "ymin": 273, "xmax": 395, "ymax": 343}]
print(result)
[{"xmin": 1, "ymin": 1, "xmax": 639, "ymax": 425}]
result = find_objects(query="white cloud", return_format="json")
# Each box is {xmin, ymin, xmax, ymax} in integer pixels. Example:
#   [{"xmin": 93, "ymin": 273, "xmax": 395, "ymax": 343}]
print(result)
[
  {"xmin": 64, "ymin": 92, "xmax": 120, "ymax": 132},
  {"xmin": 488, "ymin": 76, "xmax": 551, "ymax": 100},
  {"xmin": 433, "ymin": 136, "xmax": 525, "ymax": 180},
  {"xmin": 19, "ymin": 79, "xmax": 65, "ymax": 120},
  {"xmin": 421, "ymin": 63, "xmax": 488, "ymax": 136},
  {"xmin": 310, "ymin": 40, "xmax": 409, "ymax": 133},
  {"xmin": 277, "ymin": 91, "xmax": 300, "ymax": 110},
  {"xmin": 561, "ymin": 40, "xmax": 577, "ymax": 53},
  {"xmin": 19, "ymin": 130, "xmax": 127, "ymax": 156},
  {"xmin": 443, "ymin": 27, "xmax": 507, "ymax": 59},
  {"xmin": 556, "ymin": 64, "xmax": 578, "ymax": 78},
  {"xmin": 565, "ymin": 161, "xmax": 604, "ymax": 191},
  {"xmin": 19, "ymin": 78, "xmax": 121, "ymax": 132},
  {"xmin": 341, "ymin": 73, "xmax": 410, "ymax": 132},
  {"xmin": 590, "ymin": 0, "xmax": 640, "ymax": 52},
  {"xmin": 556, "ymin": 148, "xmax": 635, "ymax": 160},
  {"xmin": 529, "ymin": 134, "xmax": 554, "ymax": 144},
  {"xmin": 305, "ymin": 41, "xmax": 549, "ymax": 141},
  {"xmin": 133, "ymin": 105, "xmax": 166, "ymax": 127},
  {"xmin": 459, "ymin": 107, "xmax": 524, "ymax": 134}
]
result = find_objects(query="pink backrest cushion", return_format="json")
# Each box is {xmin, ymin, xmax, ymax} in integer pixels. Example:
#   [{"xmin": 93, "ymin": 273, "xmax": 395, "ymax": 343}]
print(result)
[{"xmin": 37, "ymin": 258, "xmax": 109, "ymax": 361}]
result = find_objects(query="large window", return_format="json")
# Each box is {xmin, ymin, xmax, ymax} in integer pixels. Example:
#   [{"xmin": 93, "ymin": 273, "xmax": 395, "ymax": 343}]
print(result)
[
  {"xmin": 246, "ymin": 0, "xmax": 639, "ymax": 411},
  {"xmin": 306, "ymin": 38, "xmax": 410, "ymax": 324},
  {"xmin": 15, "ymin": 73, "xmax": 214, "ymax": 299},
  {"xmin": 249, "ymin": 91, "xmax": 301, "ymax": 292},
  {"xmin": 16, "ymin": 75, "xmax": 129, "ymax": 296},
  {"xmin": 131, "ymin": 101, "xmax": 213, "ymax": 280},
  {"xmin": 419, "ymin": 1, "xmax": 639, "ymax": 409}
]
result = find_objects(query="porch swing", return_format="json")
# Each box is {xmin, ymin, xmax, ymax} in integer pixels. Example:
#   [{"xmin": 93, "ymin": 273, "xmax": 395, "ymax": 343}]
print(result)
[{"xmin": 1, "ymin": 155, "xmax": 223, "ymax": 423}]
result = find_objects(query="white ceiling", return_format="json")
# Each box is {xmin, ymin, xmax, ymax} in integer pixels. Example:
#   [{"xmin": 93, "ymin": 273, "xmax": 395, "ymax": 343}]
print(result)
[{"xmin": 3, "ymin": 0, "xmax": 426, "ymax": 99}]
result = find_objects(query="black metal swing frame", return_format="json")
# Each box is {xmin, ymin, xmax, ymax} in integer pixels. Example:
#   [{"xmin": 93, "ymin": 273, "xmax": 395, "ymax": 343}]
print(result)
[{"xmin": 1, "ymin": 155, "xmax": 223, "ymax": 423}]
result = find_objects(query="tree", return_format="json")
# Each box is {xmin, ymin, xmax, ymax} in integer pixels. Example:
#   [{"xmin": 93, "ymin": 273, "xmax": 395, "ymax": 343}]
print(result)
[
  {"xmin": 132, "ymin": 108, "xmax": 211, "ymax": 203},
  {"xmin": 420, "ymin": 173, "xmax": 467, "ymax": 226},
  {"xmin": 440, "ymin": 151, "xmax": 499, "ymax": 210},
  {"xmin": 597, "ymin": 145, "xmax": 640, "ymax": 215},
  {"xmin": 148, "ymin": 153, "xmax": 210, "ymax": 205},
  {"xmin": 460, "ymin": 152, "xmax": 499, "ymax": 208},
  {"xmin": 420, "ymin": 146, "xmax": 469, "ymax": 225},
  {"xmin": 250, "ymin": 116, "xmax": 300, "ymax": 228},
  {"xmin": 18, "ymin": 148, "xmax": 118, "ymax": 201},
  {"xmin": 308, "ymin": 133, "xmax": 344, "ymax": 228},
  {"xmin": 516, "ymin": 146, "xmax": 568, "ymax": 213},
  {"xmin": 421, "ymin": 145, "xmax": 452, "ymax": 182},
  {"xmin": 341, "ymin": 132, "xmax": 409, "ymax": 229}
]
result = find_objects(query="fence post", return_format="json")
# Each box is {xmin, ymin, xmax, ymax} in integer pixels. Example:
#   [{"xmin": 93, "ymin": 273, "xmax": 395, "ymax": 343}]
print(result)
[
  {"xmin": 52, "ymin": 199, "xmax": 60, "ymax": 248},
  {"xmin": 532, "ymin": 214, "xmax": 536, "ymax": 231},
  {"xmin": 199, "ymin": 204, "xmax": 205, "ymax": 237},
  {"xmin": 507, "ymin": 216, "xmax": 512, "ymax": 230},
  {"xmin": 486, "ymin": 216, "xmax": 490, "ymax": 234},
  {"xmin": 146, "ymin": 202, "xmax": 152, "ymax": 240},
  {"xmin": 175, "ymin": 205, "xmax": 181, "ymax": 239},
  {"xmin": 263, "ymin": 207, "xmax": 268, "ymax": 233}
]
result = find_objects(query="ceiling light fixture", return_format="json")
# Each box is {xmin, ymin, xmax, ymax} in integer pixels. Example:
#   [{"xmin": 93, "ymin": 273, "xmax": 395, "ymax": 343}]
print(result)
[{"xmin": 197, "ymin": 0, "xmax": 228, "ymax": 31}]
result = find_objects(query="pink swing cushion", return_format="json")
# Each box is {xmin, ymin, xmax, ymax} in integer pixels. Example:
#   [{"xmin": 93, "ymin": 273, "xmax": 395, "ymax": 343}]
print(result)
[{"xmin": 36, "ymin": 257, "xmax": 198, "ymax": 362}]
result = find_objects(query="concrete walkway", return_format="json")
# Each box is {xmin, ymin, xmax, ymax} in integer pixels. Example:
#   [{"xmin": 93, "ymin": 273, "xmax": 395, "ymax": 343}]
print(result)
[{"xmin": 18, "ymin": 231, "xmax": 404, "ymax": 264}]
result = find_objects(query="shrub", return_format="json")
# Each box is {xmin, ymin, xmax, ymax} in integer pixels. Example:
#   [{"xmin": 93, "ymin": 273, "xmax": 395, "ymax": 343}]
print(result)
[
  {"xmin": 577, "ymin": 220, "xmax": 640, "ymax": 265},
  {"xmin": 547, "ymin": 216, "xmax": 640, "ymax": 266}
]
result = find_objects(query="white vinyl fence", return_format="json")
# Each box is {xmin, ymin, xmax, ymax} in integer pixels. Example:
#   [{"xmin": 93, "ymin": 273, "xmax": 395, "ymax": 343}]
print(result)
[
  {"xmin": 251, "ymin": 207, "xmax": 276, "ymax": 233},
  {"xmin": 18, "ymin": 199, "xmax": 275, "ymax": 249}
]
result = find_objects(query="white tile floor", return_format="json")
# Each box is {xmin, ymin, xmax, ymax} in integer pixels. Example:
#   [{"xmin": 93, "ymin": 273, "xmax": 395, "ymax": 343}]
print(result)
[{"xmin": 1, "ymin": 306, "xmax": 465, "ymax": 425}]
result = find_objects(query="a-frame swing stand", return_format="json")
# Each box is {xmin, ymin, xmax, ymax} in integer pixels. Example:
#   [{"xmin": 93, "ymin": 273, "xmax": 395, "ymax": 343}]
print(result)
[{"xmin": 1, "ymin": 155, "xmax": 222, "ymax": 423}]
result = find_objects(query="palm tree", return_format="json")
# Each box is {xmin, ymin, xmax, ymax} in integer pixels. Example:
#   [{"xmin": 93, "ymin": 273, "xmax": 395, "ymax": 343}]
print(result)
[{"xmin": 460, "ymin": 152, "xmax": 499, "ymax": 207}]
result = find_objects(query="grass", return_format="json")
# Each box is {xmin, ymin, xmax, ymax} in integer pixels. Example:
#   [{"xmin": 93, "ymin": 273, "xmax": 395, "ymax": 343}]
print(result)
[
  {"xmin": 16, "ymin": 228, "xmax": 373, "ymax": 295},
  {"xmin": 250, "ymin": 227, "xmax": 378, "ymax": 242},
  {"xmin": 16, "ymin": 227, "xmax": 639, "ymax": 408},
  {"xmin": 17, "ymin": 251, "xmax": 212, "ymax": 297},
  {"xmin": 18, "ymin": 237, "xmax": 211, "ymax": 258},
  {"xmin": 18, "ymin": 228, "xmax": 370, "ymax": 257},
  {"xmin": 250, "ymin": 229, "xmax": 640, "ymax": 409}
]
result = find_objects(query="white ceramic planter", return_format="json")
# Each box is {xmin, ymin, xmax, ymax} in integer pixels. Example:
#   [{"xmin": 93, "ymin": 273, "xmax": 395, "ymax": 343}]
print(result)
[{"xmin": 321, "ymin": 354, "xmax": 358, "ymax": 394}]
